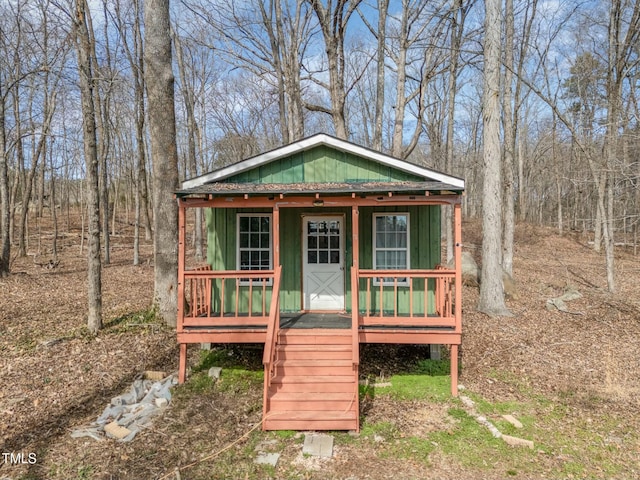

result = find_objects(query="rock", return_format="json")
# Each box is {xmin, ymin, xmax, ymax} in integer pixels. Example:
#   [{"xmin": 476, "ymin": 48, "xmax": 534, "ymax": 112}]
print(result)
[
  {"xmin": 144, "ymin": 370, "xmax": 166, "ymax": 381},
  {"xmin": 447, "ymin": 251, "xmax": 479, "ymax": 286},
  {"xmin": 502, "ymin": 434, "xmax": 534, "ymax": 449},
  {"xmin": 502, "ymin": 414, "xmax": 523, "ymax": 429},
  {"xmin": 447, "ymin": 252, "xmax": 518, "ymax": 298},
  {"xmin": 104, "ymin": 421, "xmax": 131, "ymax": 440},
  {"xmin": 373, "ymin": 434, "xmax": 385, "ymax": 443},
  {"xmin": 303, "ymin": 433, "xmax": 334, "ymax": 458},
  {"xmin": 208, "ymin": 367, "xmax": 222, "ymax": 380},
  {"xmin": 155, "ymin": 398, "xmax": 169, "ymax": 408},
  {"xmin": 254, "ymin": 452, "xmax": 280, "ymax": 466}
]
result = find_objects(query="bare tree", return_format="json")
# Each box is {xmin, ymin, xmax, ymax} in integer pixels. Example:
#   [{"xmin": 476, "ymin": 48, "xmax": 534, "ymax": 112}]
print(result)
[
  {"xmin": 173, "ymin": 29, "xmax": 203, "ymax": 260},
  {"xmin": 112, "ymin": 0, "xmax": 153, "ymax": 264},
  {"xmin": 144, "ymin": 0, "xmax": 179, "ymax": 326},
  {"xmin": 184, "ymin": 0, "xmax": 310, "ymax": 143},
  {"xmin": 73, "ymin": 0, "xmax": 103, "ymax": 333},
  {"xmin": 600, "ymin": 0, "xmax": 640, "ymax": 292},
  {"xmin": 477, "ymin": 0, "xmax": 512, "ymax": 317},
  {"xmin": 306, "ymin": 0, "xmax": 363, "ymax": 139},
  {"xmin": 0, "ymin": 81, "xmax": 9, "ymax": 277}
]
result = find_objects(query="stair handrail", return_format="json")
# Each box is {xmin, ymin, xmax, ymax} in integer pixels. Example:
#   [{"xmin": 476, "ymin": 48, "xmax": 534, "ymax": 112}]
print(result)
[
  {"xmin": 262, "ymin": 265, "xmax": 282, "ymax": 384},
  {"xmin": 351, "ymin": 266, "xmax": 360, "ymax": 367}
]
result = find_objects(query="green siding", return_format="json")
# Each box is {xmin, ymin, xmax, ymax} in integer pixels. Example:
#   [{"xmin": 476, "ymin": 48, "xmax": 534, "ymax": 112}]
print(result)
[
  {"xmin": 206, "ymin": 205, "xmax": 440, "ymax": 315},
  {"xmin": 223, "ymin": 145, "xmax": 424, "ymax": 184},
  {"xmin": 206, "ymin": 208, "xmax": 273, "ymax": 315},
  {"xmin": 356, "ymin": 206, "xmax": 440, "ymax": 315}
]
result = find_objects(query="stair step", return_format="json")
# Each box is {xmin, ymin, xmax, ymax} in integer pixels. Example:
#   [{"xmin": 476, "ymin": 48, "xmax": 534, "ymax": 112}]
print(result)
[
  {"xmin": 268, "ymin": 393, "xmax": 356, "ymax": 413},
  {"xmin": 278, "ymin": 330, "xmax": 351, "ymax": 345},
  {"xmin": 275, "ymin": 344, "xmax": 352, "ymax": 361},
  {"xmin": 274, "ymin": 359, "xmax": 352, "ymax": 367},
  {"xmin": 279, "ymin": 328, "xmax": 351, "ymax": 336},
  {"xmin": 276, "ymin": 349, "xmax": 353, "ymax": 360},
  {"xmin": 269, "ymin": 392, "xmax": 354, "ymax": 402},
  {"xmin": 276, "ymin": 344, "xmax": 351, "ymax": 352},
  {"xmin": 263, "ymin": 411, "xmax": 358, "ymax": 431},
  {"xmin": 266, "ymin": 410, "xmax": 357, "ymax": 421},
  {"xmin": 272, "ymin": 375, "xmax": 354, "ymax": 384},
  {"xmin": 269, "ymin": 381, "xmax": 355, "ymax": 393},
  {"xmin": 274, "ymin": 365, "xmax": 354, "ymax": 376},
  {"xmin": 263, "ymin": 419, "xmax": 358, "ymax": 431}
]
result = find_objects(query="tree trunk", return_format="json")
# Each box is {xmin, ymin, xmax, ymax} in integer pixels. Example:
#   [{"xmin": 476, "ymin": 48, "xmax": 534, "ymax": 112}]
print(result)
[
  {"xmin": 373, "ymin": 0, "xmax": 388, "ymax": 151},
  {"xmin": 308, "ymin": 0, "xmax": 362, "ymax": 140},
  {"xmin": 74, "ymin": 0, "xmax": 103, "ymax": 334},
  {"xmin": 144, "ymin": 0, "xmax": 179, "ymax": 327},
  {"xmin": 501, "ymin": 0, "xmax": 515, "ymax": 277},
  {"xmin": 0, "ymin": 90, "xmax": 9, "ymax": 277},
  {"xmin": 444, "ymin": 0, "xmax": 465, "ymax": 262},
  {"xmin": 477, "ymin": 0, "xmax": 512, "ymax": 317}
]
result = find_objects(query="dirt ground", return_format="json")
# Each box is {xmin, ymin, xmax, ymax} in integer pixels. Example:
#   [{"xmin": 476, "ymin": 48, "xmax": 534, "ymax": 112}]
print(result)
[{"xmin": 1, "ymin": 214, "xmax": 640, "ymax": 479}]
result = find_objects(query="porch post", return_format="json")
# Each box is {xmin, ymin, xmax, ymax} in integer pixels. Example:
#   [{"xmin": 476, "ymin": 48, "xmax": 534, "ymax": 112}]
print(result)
[
  {"xmin": 351, "ymin": 205, "xmax": 360, "ymax": 316},
  {"xmin": 273, "ymin": 206, "xmax": 280, "ymax": 267},
  {"xmin": 351, "ymin": 204, "xmax": 360, "ymax": 431},
  {"xmin": 177, "ymin": 199, "xmax": 187, "ymax": 383},
  {"xmin": 454, "ymin": 200, "xmax": 462, "ymax": 333},
  {"xmin": 452, "ymin": 199, "xmax": 462, "ymax": 396},
  {"xmin": 450, "ymin": 344, "xmax": 459, "ymax": 396}
]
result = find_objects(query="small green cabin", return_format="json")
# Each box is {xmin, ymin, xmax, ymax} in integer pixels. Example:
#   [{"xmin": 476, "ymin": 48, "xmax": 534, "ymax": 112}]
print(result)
[{"xmin": 175, "ymin": 134, "xmax": 465, "ymax": 431}]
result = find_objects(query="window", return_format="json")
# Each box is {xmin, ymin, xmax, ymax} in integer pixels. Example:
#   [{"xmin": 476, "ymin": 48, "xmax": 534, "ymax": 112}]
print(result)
[
  {"xmin": 306, "ymin": 219, "xmax": 341, "ymax": 265},
  {"xmin": 237, "ymin": 214, "xmax": 272, "ymax": 285},
  {"xmin": 373, "ymin": 213, "xmax": 409, "ymax": 285}
]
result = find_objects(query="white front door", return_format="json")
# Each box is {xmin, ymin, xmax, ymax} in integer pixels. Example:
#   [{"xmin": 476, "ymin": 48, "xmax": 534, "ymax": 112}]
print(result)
[{"xmin": 303, "ymin": 216, "xmax": 345, "ymax": 311}]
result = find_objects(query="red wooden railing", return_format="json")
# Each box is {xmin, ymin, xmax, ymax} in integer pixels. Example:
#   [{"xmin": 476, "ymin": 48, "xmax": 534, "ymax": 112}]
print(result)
[
  {"xmin": 262, "ymin": 265, "xmax": 283, "ymax": 384},
  {"xmin": 181, "ymin": 268, "xmax": 277, "ymax": 327},
  {"xmin": 356, "ymin": 268, "xmax": 458, "ymax": 329},
  {"xmin": 262, "ymin": 266, "xmax": 282, "ymax": 427}
]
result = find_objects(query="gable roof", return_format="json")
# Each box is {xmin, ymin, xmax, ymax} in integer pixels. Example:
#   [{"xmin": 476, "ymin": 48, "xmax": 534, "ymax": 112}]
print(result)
[{"xmin": 181, "ymin": 134, "xmax": 464, "ymax": 192}]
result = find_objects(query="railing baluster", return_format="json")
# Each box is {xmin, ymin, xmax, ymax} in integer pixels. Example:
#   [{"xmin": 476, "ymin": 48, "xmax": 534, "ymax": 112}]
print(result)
[
  {"xmin": 409, "ymin": 277, "xmax": 413, "ymax": 317},
  {"xmin": 366, "ymin": 277, "xmax": 371, "ymax": 317},
  {"xmin": 379, "ymin": 277, "xmax": 383, "ymax": 317},
  {"xmin": 235, "ymin": 278, "xmax": 240, "ymax": 317},
  {"xmin": 262, "ymin": 281, "xmax": 266, "ymax": 316},
  {"xmin": 393, "ymin": 277, "xmax": 398, "ymax": 317},
  {"xmin": 248, "ymin": 279, "xmax": 253, "ymax": 317},
  {"xmin": 219, "ymin": 277, "xmax": 224, "ymax": 317},
  {"xmin": 424, "ymin": 277, "xmax": 428, "ymax": 318}
]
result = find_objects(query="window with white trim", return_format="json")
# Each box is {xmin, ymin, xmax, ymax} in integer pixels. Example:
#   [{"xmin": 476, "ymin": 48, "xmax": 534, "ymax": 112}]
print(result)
[
  {"xmin": 237, "ymin": 214, "xmax": 272, "ymax": 285},
  {"xmin": 373, "ymin": 213, "xmax": 409, "ymax": 285}
]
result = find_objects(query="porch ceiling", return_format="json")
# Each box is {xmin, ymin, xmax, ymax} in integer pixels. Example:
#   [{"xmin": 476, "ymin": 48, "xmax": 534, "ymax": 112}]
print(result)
[{"xmin": 176, "ymin": 180, "xmax": 463, "ymax": 198}]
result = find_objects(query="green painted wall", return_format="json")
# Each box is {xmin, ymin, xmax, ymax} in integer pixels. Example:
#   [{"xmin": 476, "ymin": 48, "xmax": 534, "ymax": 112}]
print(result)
[
  {"xmin": 206, "ymin": 207, "xmax": 274, "ymax": 315},
  {"xmin": 356, "ymin": 206, "xmax": 440, "ymax": 315},
  {"xmin": 206, "ymin": 205, "xmax": 440, "ymax": 315},
  {"xmin": 223, "ymin": 145, "xmax": 424, "ymax": 184}
]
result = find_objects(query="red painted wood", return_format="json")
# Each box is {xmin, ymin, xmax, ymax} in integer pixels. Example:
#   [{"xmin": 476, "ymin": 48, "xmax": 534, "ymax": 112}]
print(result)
[
  {"xmin": 263, "ymin": 419, "xmax": 357, "ymax": 431},
  {"xmin": 359, "ymin": 331, "xmax": 462, "ymax": 345},
  {"xmin": 270, "ymin": 382, "xmax": 355, "ymax": 393},
  {"xmin": 264, "ymin": 327, "xmax": 359, "ymax": 430},
  {"xmin": 278, "ymin": 334, "xmax": 351, "ymax": 345},
  {"xmin": 177, "ymin": 331, "xmax": 266, "ymax": 343}
]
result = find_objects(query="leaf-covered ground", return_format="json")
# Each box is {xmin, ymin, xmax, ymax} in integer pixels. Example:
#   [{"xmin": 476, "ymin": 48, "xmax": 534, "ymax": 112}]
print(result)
[{"xmin": 1, "ymin": 216, "xmax": 639, "ymax": 479}]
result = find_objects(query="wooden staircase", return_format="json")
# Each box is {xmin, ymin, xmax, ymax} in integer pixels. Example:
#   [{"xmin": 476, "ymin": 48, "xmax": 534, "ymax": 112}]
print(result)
[{"xmin": 263, "ymin": 329, "xmax": 359, "ymax": 431}]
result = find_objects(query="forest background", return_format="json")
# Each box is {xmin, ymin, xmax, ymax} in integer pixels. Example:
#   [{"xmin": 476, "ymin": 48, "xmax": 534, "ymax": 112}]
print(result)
[{"xmin": 0, "ymin": 0, "xmax": 638, "ymax": 326}]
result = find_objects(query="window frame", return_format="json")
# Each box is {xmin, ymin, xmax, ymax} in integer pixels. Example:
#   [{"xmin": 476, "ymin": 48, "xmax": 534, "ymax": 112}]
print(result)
[
  {"xmin": 372, "ymin": 212, "xmax": 410, "ymax": 286},
  {"xmin": 236, "ymin": 213, "xmax": 273, "ymax": 286}
]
